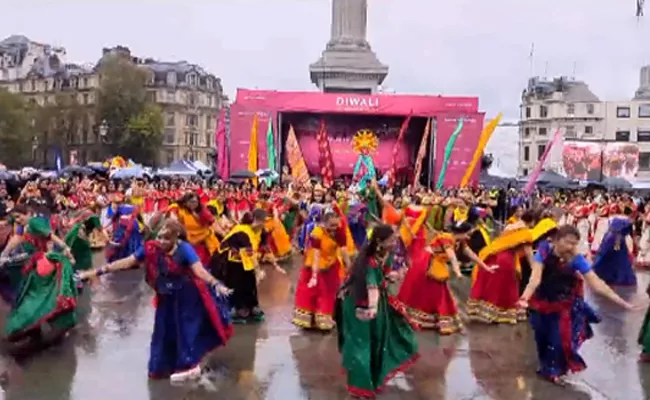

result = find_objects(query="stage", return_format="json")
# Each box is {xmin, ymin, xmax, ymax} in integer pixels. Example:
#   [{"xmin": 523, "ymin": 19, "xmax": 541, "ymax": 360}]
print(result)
[{"xmin": 216, "ymin": 89, "xmax": 485, "ymax": 187}]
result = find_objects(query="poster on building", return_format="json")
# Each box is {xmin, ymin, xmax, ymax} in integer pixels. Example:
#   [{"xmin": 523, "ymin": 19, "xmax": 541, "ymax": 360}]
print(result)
[
  {"xmin": 562, "ymin": 141, "xmax": 602, "ymax": 181},
  {"xmin": 603, "ymin": 142, "xmax": 639, "ymax": 180}
]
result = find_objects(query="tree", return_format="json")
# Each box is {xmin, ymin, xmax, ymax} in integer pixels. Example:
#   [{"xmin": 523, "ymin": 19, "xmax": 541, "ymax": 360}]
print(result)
[
  {"xmin": 0, "ymin": 89, "xmax": 32, "ymax": 168},
  {"xmin": 96, "ymin": 54, "xmax": 163, "ymax": 165},
  {"xmin": 32, "ymin": 93, "xmax": 86, "ymax": 166}
]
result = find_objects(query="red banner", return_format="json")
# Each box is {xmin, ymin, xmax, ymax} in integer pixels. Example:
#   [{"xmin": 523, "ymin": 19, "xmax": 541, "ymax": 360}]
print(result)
[
  {"xmin": 235, "ymin": 88, "xmax": 478, "ymax": 116},
  {"xmin": 434, "ymin": 113, "xmax": 485, "ymax": 188}
]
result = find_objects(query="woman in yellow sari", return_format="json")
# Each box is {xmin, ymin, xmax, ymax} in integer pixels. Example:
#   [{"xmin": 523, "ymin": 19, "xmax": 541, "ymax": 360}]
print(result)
[
  {"xmin": 257, "ymin": 194, "xmax": 292, "ymax": 262},
  {"xmin": 172, "ymin": 193, "xmax": 222, "ymax": 266}
]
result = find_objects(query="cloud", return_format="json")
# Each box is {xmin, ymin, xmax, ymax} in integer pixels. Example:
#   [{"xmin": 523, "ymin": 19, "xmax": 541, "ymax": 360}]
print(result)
[{"xmin": 2, "ymin": 0, "xmax": 649, "ymax": 118}]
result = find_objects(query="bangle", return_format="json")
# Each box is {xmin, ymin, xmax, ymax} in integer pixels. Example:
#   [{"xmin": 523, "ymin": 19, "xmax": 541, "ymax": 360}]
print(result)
[{"xmin": 97, "ymin": 265, "xmax": 109, "ymax": 277}]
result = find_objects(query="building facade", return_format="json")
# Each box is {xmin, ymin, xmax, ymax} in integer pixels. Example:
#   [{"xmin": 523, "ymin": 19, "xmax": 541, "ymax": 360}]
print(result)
[
  {"xmin": 519, "ymin": 66, "xmax": 650, "ymax": 179},
  {"xmin": 0, "ymin": 36, "xmax": 225, "ymax": 166}
]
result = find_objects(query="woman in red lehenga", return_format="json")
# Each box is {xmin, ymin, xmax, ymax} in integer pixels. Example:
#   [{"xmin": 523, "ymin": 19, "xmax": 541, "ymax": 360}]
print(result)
[
  {"xmin": 402, "ymin": 200, "xmax": 429, "ymax": 267},
  {"xmin": 292, "ymin": 211, "xmax": 351, "ymax": 331},
  {"xmin": 398, "ymin": 222, "xmax": 489, "ymax": 335},
  {"xmin": 467, "ymin": 221, "xmax": 534, "ymax": 324}
]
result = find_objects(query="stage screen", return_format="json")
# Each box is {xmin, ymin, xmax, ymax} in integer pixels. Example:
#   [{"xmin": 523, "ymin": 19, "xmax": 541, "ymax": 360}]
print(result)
[
  {"xmin": 562, "ymin": 141, "xmax": 603, "ymax": 180},
  {"xmin": 281, "ymin": 113, "xmax": 428, "ymax": 178},
  {"xmin": 603, "ymin": 142, "xmax": 639, "ymax": 180}
]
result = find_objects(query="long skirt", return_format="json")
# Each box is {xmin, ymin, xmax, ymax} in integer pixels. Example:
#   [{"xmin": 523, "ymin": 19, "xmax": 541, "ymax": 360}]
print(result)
[
  {"xmin": 148, "ymin": 279, "xmax": 232, "ymax": 378},
  {"xmin": 337, "ymin": 289, "xmax": 419, "ymax": 398},
  {"xmin": 638, "ymin": 301, "xmax": 650, "ymax": 357},
  {"xmin": 398, "ymin": 262, "xmax": 462, "ymax": 335},
  {"xmin": 467, "ymin": 250, "xmax": 526, "ymax": 324},
  {"xmin": 292, "ymin": 263, "xmax": 341, "ymax": 330},
  {"xmin": 529, "ymin": 297, "xmax": 600, "ymax": 380},
  {"xmin": 212, "ymin": 259, "xmax": 261, "ymax": 321}
]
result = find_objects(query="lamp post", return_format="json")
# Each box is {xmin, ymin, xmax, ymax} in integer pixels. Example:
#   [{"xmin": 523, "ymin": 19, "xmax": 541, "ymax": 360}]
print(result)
[
  {"xmin": 99, "ymin": 119, "xmax": 108, "ymax": 142},
  {"xmin": 31, "ymin": 136, "xmax": 39, "ymax": 165}
]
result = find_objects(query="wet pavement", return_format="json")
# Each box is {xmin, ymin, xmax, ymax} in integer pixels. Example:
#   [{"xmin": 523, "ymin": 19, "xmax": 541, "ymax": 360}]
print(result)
[{"xmin": 0, "ymin": 253, "xmax": 650, "ymax": 400}]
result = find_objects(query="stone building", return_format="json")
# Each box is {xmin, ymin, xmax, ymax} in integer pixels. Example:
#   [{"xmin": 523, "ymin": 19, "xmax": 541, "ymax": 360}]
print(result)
[
  {"xmin": 519, "ymin": 68, "xmax": 650, "ymax": 178},
  {"xmin": 0, "ymin": 36, "xmax": 224, "ymax": 166}
]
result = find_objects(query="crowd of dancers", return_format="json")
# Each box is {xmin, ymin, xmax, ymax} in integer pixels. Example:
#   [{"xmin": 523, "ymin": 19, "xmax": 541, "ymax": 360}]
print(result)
[{"xmin": 0, "ymin": 174, "xmax": 649, "ymax": 398}]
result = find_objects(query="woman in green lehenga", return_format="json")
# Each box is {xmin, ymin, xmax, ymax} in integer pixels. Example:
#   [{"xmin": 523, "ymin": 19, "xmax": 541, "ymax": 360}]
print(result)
[
  {"xmin": 1, "ymin": 213, "xmax": 79, "ymax": 353},
  {"xmin": 65, "ymin": 215, "xmax": 102, "ymax": 272},
  {"xmin": 336, "ymin": 224, "xmax": 419, "ymax": 399},
  {"xmin": 639, "ymin": 282, "xmax": 650, "ymax": 361}
]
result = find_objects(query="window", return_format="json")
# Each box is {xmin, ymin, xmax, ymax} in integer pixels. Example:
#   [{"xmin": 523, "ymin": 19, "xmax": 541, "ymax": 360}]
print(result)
[
  {"xmin": 206, "ymin": 78, "xmax": 213, "ymax": 89},
  {"xmin": 617, "ymin": 106, "xmax": 631, "ymax": 118},
  {"xmin": 565, "ymin": 125, "xmax": 576, "ymax": 138},
  {"xmin": 638, "ymin": 129, "xmax": 650, "ymax": 142},
  {"xmin": 206, "ymin": 117, "xmax": 213, "ymax": 130},
  {"xmin": 167, "ymin": 72, "xmax": 176, "ymax": 85},
  {"xmin": 164, "ymin": 128, "xmax": 175, "ymax": 144},
  {"xmin": 537, "ymin": 144, "xmax": 546, "ymax": 160},
  {"xmin": 522, "ymin": 168, "xmax": 529, "ymax": 176},
  {"xmin": 205, "ymin": 133, "xmax": 211, "ymax": 147},
  {"xmin": 615, "ymin": 130, "xmax": 630, "ymax": 141},
  {"xmin": 166, "ymin": 150, "xmax": 175, "ymax": 164},
  {"xmin": 538, "ymin": 127, "xmax": 547, "ymax": 136},
  {"xmin": 640, "ymin": 153, "xmax": 650, "ymax": 170},
  {"xmin": 523, "ymin": 146, "xmax": 530, "ymax": 161},
  {"xmin": 83, "ymin": 77, "xmax": 88, "ymax": 88},
  {"xmin": 187, "ymin": 73, "xmax": 197, "ymax": 86},
  {"xmin": 566, "ymin": 103, "xmax": 575, "ymax": 115},
  {"xmin": 584, "ymin": 126, "xmax": 593, "ymax": 135},
  {"xmin": 540, "ymin": 105, "xmax": 548, "ymax": 118},
  {"xmin": 586, "ymin": 103, "xmax": 595, "ymax": 115},
  {"xmin": 639, "ymin": 104, "xmax": 650, "ymax": 118},
  {"xmin": 525, "ymin": 107, "xmax": 531, "ymax": 118},
  {"xmin": 186, "ymin": 114, "xmax": 198, "ymax": 126},
  {"xmin": 82, "ymin": 94, "xmax": 89, "ymax": 104},
  {"xmin": 188, "ymin": 93, "xmax": 196, "ymax": 106},
  {"xmin": 30, "ymin": 80, "xmax": 35, "ymax": 91},
  {"xmin": 166, "ymin": 113, "xmax": 175, "ymax": 126}
]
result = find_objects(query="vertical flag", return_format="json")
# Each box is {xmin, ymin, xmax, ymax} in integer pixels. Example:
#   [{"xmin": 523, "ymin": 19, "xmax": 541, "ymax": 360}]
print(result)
[
  {"xmin": 638, "ymin": 0, "xmax": 645, "ymax": 17},
  {"xmin": 248, "ymin": 114, "xmax": 259, "ymax": 185},
  {"xmin": 412, "ymin": 118, "xmax": 431, "ymax": 187},
  {"xmin": 460, "ymin": 113, "xmax": 503, "ymax": 187},
  {"xmin": 435, "ymin": 118, "xmax": 464, "ymax": 190},
  {"xmin": 215, "ymin": 108, "xmax": 227, "ymax": 178},
  {"xmin": 317, "ymin": 118, "xmax": 335, "ymax": 187},
  {"xmin": 265, "ymin": 118, "xmax": 276, "ymax": 186},
  {"xmin": 523, "ymin": 127, "xmax": 562, "ymax": 194},
  {"xmin": 285, "ymin": 124, "xmax": 310, "ymax": 185},
  {"xmin": 387, "ymin": 114, "xmax": 412, "ymax": 187}
]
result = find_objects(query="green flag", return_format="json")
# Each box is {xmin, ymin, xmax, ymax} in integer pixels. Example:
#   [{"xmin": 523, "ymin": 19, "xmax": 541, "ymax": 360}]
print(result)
[
  {"xmin": 436, "ymin": 118, "xmax": 464, "ymax": 190},
  {"xmin": 265, "ymin": 119, "xmax": 276, "ymax": 186}
]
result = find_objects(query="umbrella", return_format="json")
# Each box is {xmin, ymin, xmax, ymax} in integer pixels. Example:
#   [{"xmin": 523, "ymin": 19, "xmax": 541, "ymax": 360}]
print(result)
[
  {"xmin": 601, "ymin": 176, "xmax": 632, "ymax": 190},
  {"xmin": 231, "ymin": 170, "xmax": 256, "ymax": 179},
  {"xmin": 111, "ymin": 167, "xmax": 148, "ymax": 179},
  {"xmin": 0, "ymin": 170, "xmax": 15, "ymax": 181},
  {"xmin": 61, "ymin": 165, "xmax": 93, "ymax": 176}
]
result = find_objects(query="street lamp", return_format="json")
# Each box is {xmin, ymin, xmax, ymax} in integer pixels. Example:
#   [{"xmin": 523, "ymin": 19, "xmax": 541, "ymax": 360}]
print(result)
[{"xmin": 99, "ymin": 119, "xmax": 108, "ymax": 142}]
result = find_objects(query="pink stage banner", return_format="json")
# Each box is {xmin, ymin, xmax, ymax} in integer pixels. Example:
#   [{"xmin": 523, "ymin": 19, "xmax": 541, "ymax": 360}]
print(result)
[
  {"xmin": 235, "ymin": 88, "xmax": 479, "ymax": 116},
  {"xmin": 228, "ymin": 105, "xmax": 272, "ymax": 174},
  {"xmin": 215, "ymin": 108, "xmax": 228, "ymax": 178},
  {"xmin": 434, "ymin": 113, "xmax": 485, "ymax": 188}
]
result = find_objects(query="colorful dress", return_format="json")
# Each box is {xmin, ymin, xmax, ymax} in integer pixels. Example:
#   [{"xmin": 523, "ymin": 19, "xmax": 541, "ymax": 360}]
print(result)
[
  {"xmin": 336, "ymin": 256, "xmax": 419, "ymax": 398},
  {"xmin": 467, "ymin": 227, "xmax": 532, "ymax": 324},
  {"xmin": 5, "ymin": 250, "xmax": 78, "ymax": 344},
  {"xmin": 176, "ymin": 207, "xmax": 220, "ymax": 266},
  {"xmin": 298, "ymin": 204, "xmax": 323, "ymax": 252},
  {"xmin": 136, "ymin": 240, "xmax": 232, "ymax": 378},
  {"xmin": 106, "ymin": 205, "xmax": 143, "ymax": 263},
  {"xmin": 592, "ymin": 218, "xmax": 636, "ymax": 286},
  {"xmin": 529, "ymin": 246, "xmax": 600, "ymax": 380},
  {"xmin": 65, "ymin": 215, "xmax": 102, "ymax": 272},
  {"xmin": 210, "ymin": 224, "xmax": 264, "ymax": 322},
  {"xmin": 398, "ymin": 233, "xmax": 463, "ymax": 334},
  {"xmin": 292, "ymin": 225, "xmax": 347, "ymax": 330}
]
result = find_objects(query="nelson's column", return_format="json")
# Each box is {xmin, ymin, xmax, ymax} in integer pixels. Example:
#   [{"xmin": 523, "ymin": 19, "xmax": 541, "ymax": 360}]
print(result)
[{"xmin": 309, "ymin": 0, "xmax": 388, "ymax": 94}]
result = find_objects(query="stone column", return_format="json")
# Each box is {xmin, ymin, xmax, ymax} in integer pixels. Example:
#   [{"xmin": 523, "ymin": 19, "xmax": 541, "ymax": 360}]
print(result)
[{"xmin": 329, "ymin": 0, "xmax": 368, "ymax": 47}]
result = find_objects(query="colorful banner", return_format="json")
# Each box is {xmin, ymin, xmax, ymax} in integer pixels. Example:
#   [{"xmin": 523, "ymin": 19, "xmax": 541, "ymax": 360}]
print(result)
[
  {"xmin": 413, "ymin": 118, "xmax": 432, "ymax": 187},
  {"xmin": 460, "ymin": 113, "xmax": 502, "ymax": 187},
  {"xmin": 215, "ymin": 107, "xmax": 228, "ymax": 178},
  {"xmin": 434, "ymin": 113, "xmax": 485, "ymax": 188},
  {"xmin": 524, "ymin": 128, "xmax": 562, "ymax": 193},
  {"xmin": 603, "ymin": 142, "xmax": 639, "ymax": 180},
  {"xmin": 562, "ymin": 141, "xmax": 603, "ymax": 181},
  {"xmin": 436, "ymin": 118, "xmax": 464, "ymax": 190},
  {"xmin": 387, "ymin": 115, "xmax": 412, "ymax": 187},
  {"xmin": 248, "ymin": 114, "xmax": 258, "ymax": 185},
  {"xmin": 285, "ymin": 125, "xmax": 310, "ymax": 185},
  {"xmin": 317, "ymin": 118, "xmax": 335, "ymax": 187},
  {"xmin": 235, "ymin": 88, "xmax": 478, "ymax": 116}
]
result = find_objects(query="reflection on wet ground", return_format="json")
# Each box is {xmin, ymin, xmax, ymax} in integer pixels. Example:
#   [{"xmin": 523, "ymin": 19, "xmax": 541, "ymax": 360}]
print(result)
[{"xmin": 0, "ymin": 253, "xmax": 649, "ymax": 399}]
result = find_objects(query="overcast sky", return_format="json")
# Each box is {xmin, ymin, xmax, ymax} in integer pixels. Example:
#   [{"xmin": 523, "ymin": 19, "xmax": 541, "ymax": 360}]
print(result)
[{"xmin": 3, "ymin": 0, "xmax": 650, "ymax": 119}]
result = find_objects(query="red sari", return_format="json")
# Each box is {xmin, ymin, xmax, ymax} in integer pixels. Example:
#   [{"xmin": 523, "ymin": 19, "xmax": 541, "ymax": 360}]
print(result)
[
  {"xmin": 403, "ymin": 206, "xmax": 429, "ymax": 267},
  {"xmin": 467, "ymin": 227, "xmax": 532, "ymax": 324},
  {"xmin": 398, "ymin": 233, "xmax": 462, "ymax": 335}
]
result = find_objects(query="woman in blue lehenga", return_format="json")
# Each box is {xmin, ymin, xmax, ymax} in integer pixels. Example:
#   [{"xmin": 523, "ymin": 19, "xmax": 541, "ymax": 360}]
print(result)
[
  {"xmin": 347, "ymin": 202, "xmax": 368, "ymax": 249},
  {"xmin": 592, "ymin": 217, "xmax": 636, "ymax": 286},
  {"xmin": 519, "ymin": 225, "xmax": 636, "ymax": 383},
  {"xmin": 80, "ymin": 219, "xmax": 232, "ymax": 383},
  {"xmin": 298, "ymin": 204, "xmax": 323, "ymax": 252},
  {"xmin": 105, "ymin": 193, "xmax": 143, "ymax": 263}
]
